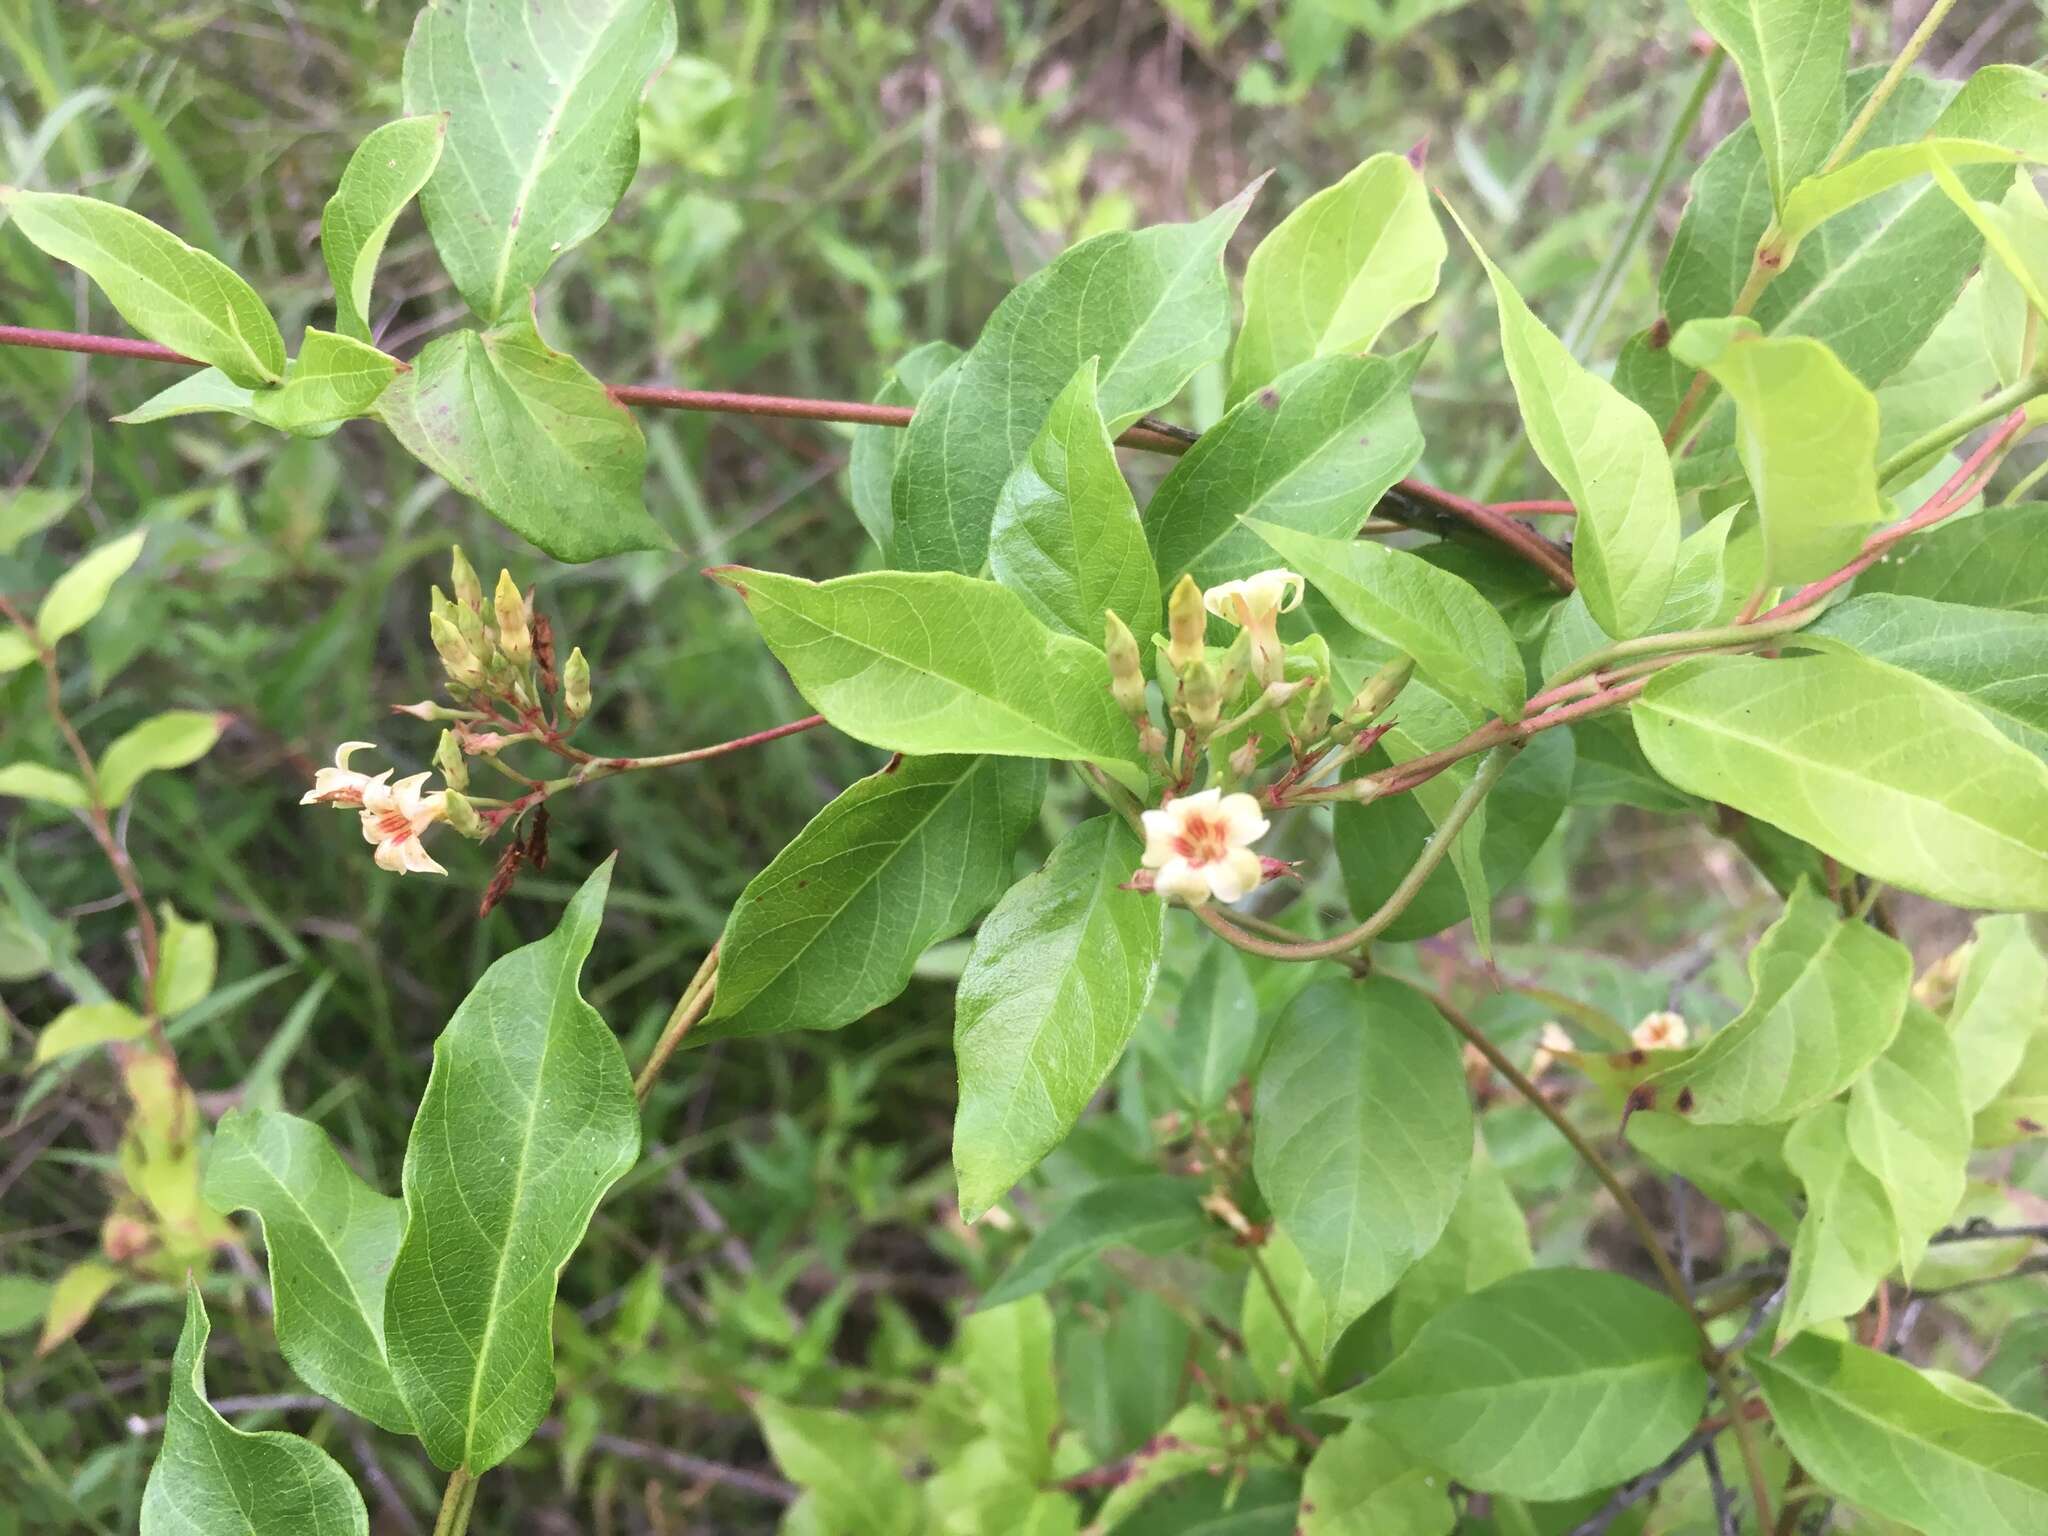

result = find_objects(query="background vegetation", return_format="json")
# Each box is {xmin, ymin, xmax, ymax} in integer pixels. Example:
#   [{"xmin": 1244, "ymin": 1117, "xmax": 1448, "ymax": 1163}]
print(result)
[{"xmin": 4, "ymin": 2, "xmax": 2046, "ymax": 1532}]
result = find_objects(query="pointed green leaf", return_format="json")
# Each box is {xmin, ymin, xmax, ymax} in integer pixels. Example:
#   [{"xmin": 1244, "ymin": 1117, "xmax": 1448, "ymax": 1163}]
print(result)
[
  {"xmin": 1847, "ymin": 1002, "xmax": 1968, "ymax": 1277},
  {"xmin": 1634, "ymin": 653, "xmax": 2048, "ymax": 910},
  {"xmin": 1779, "ymin": 1101, "xmax": 1898, "ymax": 1341},
  {"xmin": 203, "ymin": 1109, "xmax": 411, "ymax": 1434},
  {"xmin": 1933, "ymin": 152, "xmax": 2048, "ymax": 318},
  {"xmin": 0, "ymin": 190, "xmax": 284, "ymax": 386},
  {"xmin": 1143, "ymin": 941, "xmax": 1259, "ymax": 1113},
  {"xmin": 322, "ymin": 114, "xmax": 448, "ymax": 341},
  {"xmin": 1685, "ymin": 0, "xmax": 1848, "ymax": 210},
  {"xmin": 895, "ymin": 191, "xmax": 1252, "ymax": 573},
  {"xmin": 1751, "ymin": 1333, "xmax": 2048, "ymax": 1536},
  {"xmin": 1808, "ymin": 594, "xmax": 2048, "ymax": 755},
  {"xmin": 699, "ymin": 753, "xmax": 1044, "ymax": 1041},
  {"xmin": 36, "ymin": 1260, "xmax": 120, "ymax": 1356},
  {"xmin": 1646, "ymin": 883, "xmax": 1910, "ymax": 1124},
  {"xmin": 989, "ymin": 358, "xmax": 1160, "ymax": 640},
  {"xmin": 1386, "ymin": 1140, "xmax": 1532, "ymax": 1356},
  {"xmin": 1252, "ymin": 522, "xmax": 1523, "ymax": 719},
  {"xmin": 1855, "ymin": 501, "xmax": 2048, "ymax": 614},
  {"xmin": 120, "ymin": 336, "xmax": 400, "ymax": 433},
  {"xmin": 383, "ymin": 862, "xmax": 639, "ymax": 1472},
  {"xmin": 1450, "ymin": 211, "xmax": 1677, "ymax": 639},
  {"xmin": 960, "ymin": 1296, "xmax": 1059, "ymax": 1480},
  {"xmin": 1976, "ymin": 1029, "xmax": 2048, "ymax": 1147},
  {"xmin": 849, "ymin": 340, "xmax": 960, "ymax": 555},
  {"xmin": 1243, "ymin": 1228, "xmax": 1335, "ymax": 1397},
  {"xmin": 1252, "ymin": 978, "xmax": 1471, "ymax": 1332},
  {"xmin": 713, "ymin": 568, "xmax": 1145, "ymax": 789},
  {"xmin": 141, "ymin": 1284, "xmax": 368, "ymax": 1536},
  {"xmin": 36, "ymin": 530, "xmax": 145, "ymax": 644},
  {"xmin": 1320, "ymin": 1267, "xmax": 1708, "ymax": 1501},
  {"xmin": 0, "ymin": 764, "xmax": 90, "ymax": 810},
  {"xmin": 1146, "ymin": 350, "xmax": 1426, "ymax": 593},
  {"xmin": 981, "ymin": 1176, "xmax": 1207, "ymax": 1308},
  {"xmin": 953, "ymin": 817, "xmax": 1163, "ymax": 1220},
  {"xmin": 378, "ymin": 315, "xmax": 663, "ymax": 562},
  {"xmin": 154, "ymin": 905, "xmax": 217, "ymax": 1018},
  {"xmin": 1229, "ymin": 152, "xmax": 1445, "ymax": 403},
  {"xmin": 96, "ymin": 710, "xmax": 225, "ymax": 807},
  {"xmin": 0, "ymin": 631, "xmax": 35, "ymax": 675},
  {"xmin": 402, "ymin": 0, "xmax": 677, "ymax": 322},
  {"xmin": 755, "ymin": 1398, "xmax": 920, "ymax": 1536},
  {"xmin": 1300, "ymin": 1423, "xmax": 1456, "ymax": 1536},
  {"xmin": 1669, "ymin": 319, "xmax": 1881, "ymax": 585},
  {"xmin": 1781, "ymin": 138, "xmax": 2041, "ymax": 249},
  {"xmin": 1948, "ymin": 915, "xmax": 2048, "ymax": 1113},
  {"xmin": 32, "ymin": 1001, "xmax": 147, "ymax": 1064},
  {"xmin": 0, "ymin": 484, "xmax": 79, "ymax": 553}
]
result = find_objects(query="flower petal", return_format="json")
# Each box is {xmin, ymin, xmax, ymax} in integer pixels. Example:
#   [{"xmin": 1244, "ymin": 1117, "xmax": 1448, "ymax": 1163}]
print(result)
[
  {"xmin": 1155, "ymin": 858, "xmax": 1211, "ymax": 906},
  {"xmin": 1207, "ymin": 847, "xmax": 1263, "ymax": 904},
  {"xmin": 1140, "ymin": 809, "xmax": 1179, "ymax": 869},
  {"xmin": 1216, "ymin": 793, "xmax": 1269, "ymax": 847}
]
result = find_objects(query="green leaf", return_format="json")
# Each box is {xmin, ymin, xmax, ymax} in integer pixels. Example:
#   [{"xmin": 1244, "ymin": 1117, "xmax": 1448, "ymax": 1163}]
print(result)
[
  {"xmin": 322, "ymin": 114, "xmax": 447, "ymax": 341},
  {"xmin": 1846, "ymin": 1002, "xmax": 1968, "ymax": 1277},
  {"xmin": 1252, "ymin": 979, "xmax": 1471, "ymax": 1331},
  {"xmin": 894, "ymin": 190, "xmax": 1253, "ymax": 573},
  {"xmin": 95, "ymin": 710, "xmax": 225, "ymax": 807},
  {"xmin": 0, "ymin": 190, "xmax": 284, "ymax": 386},
  {"xmin": 1448, "ymin": 209, "xmax": 1677, "ymax": 639},
  {"xmin": 0, "ymin": 763, "xmax": 90, "ymax": 810},
  {"xmin": 981, "ymin": 1176, "xmax": 1208, "ymax": 1307},
  {"xmin": 1933, "ymin": 150, "xmax": 2048, "ymax": 318},
  {"xmin": 383, "ymin": 862, "xmax": 639, "ymax": 1473},
  {"xmin": 1242, "ymin": 1227, "xmax": 1335, "ymax": 1397},
  {"xmin": 1948, "ymin": 915, "xmax": 2048, "ymax": 1112},
  {"xmin": 1387, "ymin": 1141, "xmax": 1532, "ymax": 1356},
  {"xmin": 1808, "ymin": 594, "xmax": 2048, "ymax": 754},
  {"xmin": 32, "ymin": 1000, "xmax": 147, "ymax": 1064},
  {"xmin": 1321, "ymin": 1267, "xmax": 1708, "ymax": 1501},
  {"xmin": 1229, "ymin": 152, "xmax": 1445, "ymax": 403},
  {"xmin": 1299, "ymin": 1423, "xmax": 1456, "ymax": 1536},
  {"xmin": 953, "ymin": 817, "xmax": 1163, "ymax": 1220},
  {"xmin": 1856, "ymin": 501, "xmax": 2048, "ymax": 614},
  {"xmin": 1645, "ymin": 883, "xmax": 1909, "ymax": 1124},
  {"xmin": 203, "ymin": 1109, "xmax": 411, "ymax": 1434},
  {"xmin": 959, "ymin": 1296, "xmax": 1059, "ymax": 1480},
  {"xmin": 1779, "ymin": 1101, "xmax": 1898, "ymax": 1341},
  {"xmin": 1685, "ymin": 0, "xmax": 1847, "ymax": 210},
  {"xmin": 378, "ymin": 316, "xmax": 664, "ymax": 562},
  {"xmin": 1751, "ymin": 1332, "xmax": 2048, "ymax": 1536},
  {"xmin": 699, "ymin": 754, "xmax": 1044, "ymax": 1041},
  {"xmin": 849, "ymin": 341, "xmax": 961, "ymax": 555},
  {"xmin": 1669, "ymin": 319, "xmax": 1881, "ymax": 585},
  {"xmin": 154, "ymin": 905, "xmax": 217, "ymax": 1018},
  {"xmin": 141, "ymin": 1283, "xmax": 368, "ymax": 1536},
  {"xmin": 1252, "ymin": 522, "xmax": 1524, "ymax": 719},
  {"xmin": 402, "ymin": 0, "xmax": 677, "ymax": 322},
  {"xmin": 1143, "ymin": 941, "xmax": 1260, "ymax": 1113},
  {"xmin": 0, "ymin": 631, "xmax": 36, "ymax": 675},
  {"xmin": 114, "ymin": 330, "xmax": 401, "ymax": 436},
  {"xmin": 0, "ymin": 484, "xmax": 79, "ymax": 554},
  {"xmin": 1633, "ymin": 653, "xmax": 2048, "ymax": 910},
  {"xmin": 36, "ymin": 529, "xmax": 145, "ymax": 644},
  {"xmin": 989, "ymin": 358, "xmax": 1160, "ymax": 640},
  {"xmin": 1781, "ymin": 138, "xmax": 2042, "ymax": 249},
  {"xmin": 1976, "ymin": 1028, "xmax": 2048, "ymax": 1147},
  {"xmin": 36, "ymin": 1260, "xmax": 119, "ymax": 1356},
  {"xmin": 1146, "ymin": 350, "xmax": 1426, "ymax": 593},
  {"xmin": 755, "ymin": 1398, "xmax": 920, "ymax": 1536},
  {"xmin": 713, "ymin": 568, "xmax": 1145, "ymax": 789}
]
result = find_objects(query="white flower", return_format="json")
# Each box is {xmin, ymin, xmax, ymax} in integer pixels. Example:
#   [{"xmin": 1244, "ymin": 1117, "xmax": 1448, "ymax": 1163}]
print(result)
[
  {"xmin": 1632, "ymin": 1010, "xmax": 1689, "ymax": 1051},
  {"xmin": 300, "ymin": 741, "xmax": 387, "ymax": 808},
  {"xmin": 1202, "ymin": 568, "xmax": 1304, "ymax": 629},
  {"xmin": 1528, "ymin": 1021, "xmax": 1575, "ymax": 1077},
  {"xmin": 358, "ymin": 772, "xmax": 449, "ymax": 876},
  {"xmin": 1140, "ymin": 788, "xmax": 1269, "ymax": 906}
]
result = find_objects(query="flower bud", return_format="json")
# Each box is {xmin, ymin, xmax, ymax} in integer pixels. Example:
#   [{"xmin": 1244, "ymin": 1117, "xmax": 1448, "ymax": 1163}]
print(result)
[
  {"xmin": 1166, "ymin": 573, "xmax": 1206, "ymax": 671},
  {"xmin": 1228, "ymin": 736, "xmax": 1262, "ymax": 780},
  {"xmin": 1344, "ymin": 654, "xmax": 1414, "ymax": 730},
  {"xmin": 450, "ymin": 546, "xmax": 484, "ymax": 613},
  {"xmin": 430, "ymin": 612, "xmax": 484, "ymax": 687},
  {"xmin": 495, "ymin": 570, "xmax": 532, "ymax": 666},
  {"xmin": 1182, "ymin": 656, "xmax": 1222, "ymax": 734},
  {"xmin": 563, "ymin": 646, "xmax": 591, "ymax": 720},
  {"xmin": 1104, "ymin": 612, "xmax": 1147, "ymax": 719},
  {"xmin": 434, "ymin": 730, "xmax": 468, "ymax": 791},
  {"xmin": 441, "ymin": 788, "xmax": 483, "ymax": 838}
]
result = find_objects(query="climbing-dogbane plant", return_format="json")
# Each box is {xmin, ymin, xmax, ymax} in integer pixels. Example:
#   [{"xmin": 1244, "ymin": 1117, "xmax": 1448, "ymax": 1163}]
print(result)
[{"xmin": 9, "ymin": 1, "xmax": 2048, "ymax": 1532}]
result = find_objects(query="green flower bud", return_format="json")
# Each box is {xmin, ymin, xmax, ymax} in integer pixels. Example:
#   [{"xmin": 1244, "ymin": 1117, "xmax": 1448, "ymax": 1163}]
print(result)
[
  {"xmin": 1182, "ymin": 656, "xmax": 1222, "ymax": 735},
  {"xmin": 563, "ymin": 646, "xmax": 592, "ymax": 720},
  {"xmin": 450, "ymin": 546, "xmax": 484, "ymax": 613},
  {"xmin": 1340, "ymin": 654, "xmax": 1414, "ymax": 735},
  {"xmin": 441, "ymin": 788, "xmax": 483, "ymax": 837},
  {"xmin": 434, "ymin": 730, "xmax": 468, "ymax": 792},
  {"xmin": 1103, "ymin": 612, "xmax": 1147, "ymax": 719},
  {"xmin": 495, "ymin": 570, "xmax": 532, "ymax": 666},
  {"xmin": 430, "ymin": 612, "xmax": 484, "ymax": 687},
  {"xmin": 1166, "ymin": 573, "xmax": 1206, "ymax": 671}
]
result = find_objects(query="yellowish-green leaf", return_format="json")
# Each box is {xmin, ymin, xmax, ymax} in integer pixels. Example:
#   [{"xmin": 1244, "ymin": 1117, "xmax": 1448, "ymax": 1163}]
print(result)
[
  {"xmin": 96, "ymin": 710, "xmax": 226, "ymax": 807},
  {"xmin": 1300, "ymin": 1422, "xmax": 1456, "ymax": 1536},
  {"xmin": 1686, "ymin": 0, "xmax": 1848, "ymax": 211},
  {"xmin": 115, "ymin": 331, "xmax": 400, "ymax": 436},
  {"xmin": 36, "ymin": 1259, "xmax": 120, "ymax": 1356},
  {"xmin": 1781, "ymin": 139, "xmax": 2043, "ymax": 249},
  {"xmin": 1634, "ymin": 653, "xmax": 2048, "ymax": 911},
  {"xmin": 1779, "ymin": 1101, "xmax": 1898, "ymax": 1342},
  {"xmin": 0, "ymin": 190, "xmax": 284, "ymax": 385},
  {"xmin": 1847, "ymin": 1002, "xmax": 1968, "ymax": 1277},
  {"xmin": 1230, "ymin": 152, "xmax": 1445, "ymax": 403},
  {"xmin": 36, "ymin": 529, "xmax": 145, "ymax": 644},
  {"xmin": 959, "ymin": 1297, "xmax": 1058, "ymax": 1481},
  {"xmin": 1948, "ymin": 915, "xmax": 2048, "ymax": 1112},
  {"xmin": 1932, "ymin": 155, "xmax": 2048, "ymax": 319},
  {"xmin": 0, "ymin": 763, "xmax": 89, "ymax": 810},
  {"xmin": 33, "ymin": 1001, "xmax": 148, "ymax": 1064},
  {"xmin": 0, "ymin": 485, "xmax": 78, "ymax": 553},
  {"xmin": 754, "ymin": 1398, "xmax": 920, "ymax": 1536},
  {"xmin": 1668, "ymin": 319, "xmax": 1881, "ymax": 585},
  {"xmin": 154, "ymin": 905, "xmax": 217, "ymax": 1018},
  {"xmin": 322, "ymin": 114, "xmax": 447, "ymax": 341},
  {"xmin": 1386, "ymin": 1139, "xmax": 1532, "ymax": 1356},
  {"xmin": 1449, "ymin": 206, "xmax": 1677, "ymax": 638}
]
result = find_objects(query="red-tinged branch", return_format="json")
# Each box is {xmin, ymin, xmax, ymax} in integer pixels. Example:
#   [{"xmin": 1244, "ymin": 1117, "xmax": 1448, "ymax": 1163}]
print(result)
[{"xmin": 0, "ymin": 323, "xmax": 1577, "ymax": 586}]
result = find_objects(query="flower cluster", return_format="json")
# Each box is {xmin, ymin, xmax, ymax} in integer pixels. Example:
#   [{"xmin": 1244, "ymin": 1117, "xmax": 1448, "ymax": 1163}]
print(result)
[{"xmin": 300, "ymin": 742, "xmax": 455, "ymax": 876}]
